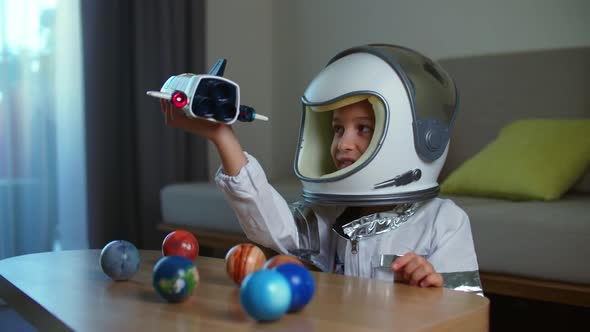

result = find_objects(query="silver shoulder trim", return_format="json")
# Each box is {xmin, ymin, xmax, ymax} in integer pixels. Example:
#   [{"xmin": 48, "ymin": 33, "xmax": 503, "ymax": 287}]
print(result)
[{"xmin": 341, "ymin": 203, "xmax": 421, "ymax": 240}]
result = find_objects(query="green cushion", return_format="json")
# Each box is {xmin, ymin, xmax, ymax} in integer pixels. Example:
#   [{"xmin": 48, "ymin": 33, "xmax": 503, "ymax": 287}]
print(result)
[{"xmin": 441, "ymin": 119, "xmax": 590, "ymax": 200}]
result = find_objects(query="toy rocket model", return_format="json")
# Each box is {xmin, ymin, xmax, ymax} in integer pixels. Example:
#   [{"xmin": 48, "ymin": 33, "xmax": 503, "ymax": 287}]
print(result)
[{"xmin": 146, "ymin": 59, "xmax": 268, "ymax": 124}]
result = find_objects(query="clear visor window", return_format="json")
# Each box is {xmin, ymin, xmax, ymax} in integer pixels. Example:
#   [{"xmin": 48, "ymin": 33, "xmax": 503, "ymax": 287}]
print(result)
[
  {"xmin": 296, "ymin": 95, "xmax": 386, "ymax": 181},
  {"xmin": 371, "ymin": 46, "xmax": 457, "ymax": 125}
]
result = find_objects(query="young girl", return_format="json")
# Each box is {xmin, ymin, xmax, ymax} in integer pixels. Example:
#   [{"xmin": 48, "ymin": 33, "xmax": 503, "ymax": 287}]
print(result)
[{"xmin": 161, "ymin": 44, "xmax": 482, "ymax": 292}]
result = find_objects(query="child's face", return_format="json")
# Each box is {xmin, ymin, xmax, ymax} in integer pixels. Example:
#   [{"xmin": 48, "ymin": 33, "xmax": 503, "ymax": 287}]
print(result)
[{"xmin": 330, "ymin": 100, "xmax": 375, "ymax": 170}]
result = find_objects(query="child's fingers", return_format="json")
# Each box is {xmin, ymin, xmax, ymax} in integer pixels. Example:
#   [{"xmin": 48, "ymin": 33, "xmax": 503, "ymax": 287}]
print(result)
[
  {"xmin": 402, "ymin": 259, "xmax": 422, "ymax": 282},
  {"xmin": 393, "ymin": 270, "xmax": 405, "ymax": 283},
  {"xmin": 419, "ymin": 273, "xmax": 443, "ymax": 288},
  {"xmin": 394, "ymin": 254, "xmax": 425, "ymax": 282},
  {"xmin": 408, "ymin": 266, "xmax": 429, "ymax": 286},
  {"xmin": 160, "ymin": 99, "xmax": 170, "ymax": 113},
  {"xmin": 164, "ymin": 106, "xmax": 172, "ymax": 124},
  {"xmin": 391, "ymin": 252, "xmax": 417, "ymax": 272},
  {"xmin": 164, "ymin": 104, "xmax": 181, "ymax": 125},
  {"xmin": 170, "ymin": 106, "xmax": 176, "ymax": 121},
  {"xmin": 172, "ymin": 105, "xmax": 187, "ymax": 118},
  {"xmin": 391, "ymin": 253, "xmax": 440, "ymax": 286},
  {"xmin": 392, "ymin": 254, "xmax": 417, "ymax": 283}
]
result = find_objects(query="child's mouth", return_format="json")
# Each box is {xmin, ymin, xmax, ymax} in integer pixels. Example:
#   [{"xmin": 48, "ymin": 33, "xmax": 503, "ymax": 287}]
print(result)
[{"xmin": 339, "ymin": 160, "xmax": 354, "ymax": 169}]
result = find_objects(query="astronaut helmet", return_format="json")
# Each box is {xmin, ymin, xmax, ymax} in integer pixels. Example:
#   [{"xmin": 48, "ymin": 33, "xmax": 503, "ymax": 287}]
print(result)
[{"xmin": 294, "ymin": 44, "xmax": 458, "ymax": 206}]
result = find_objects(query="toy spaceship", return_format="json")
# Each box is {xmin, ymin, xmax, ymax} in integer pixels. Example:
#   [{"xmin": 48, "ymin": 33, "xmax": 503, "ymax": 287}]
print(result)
[{"xmin": 146, "ymin": 59, "xmax": 268, "ymax": 124}]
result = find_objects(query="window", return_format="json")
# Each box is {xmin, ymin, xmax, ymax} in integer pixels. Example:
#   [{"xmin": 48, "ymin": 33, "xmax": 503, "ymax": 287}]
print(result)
[{"xmin": 0, "ymin": 0, "xmax": 87, "ymax": 258}]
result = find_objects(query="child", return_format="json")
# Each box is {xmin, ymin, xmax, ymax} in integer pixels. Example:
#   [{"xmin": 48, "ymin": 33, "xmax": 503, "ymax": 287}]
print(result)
[{"xmin": 161, "ymin": 44, "xmax": 482, "ymax": 293}]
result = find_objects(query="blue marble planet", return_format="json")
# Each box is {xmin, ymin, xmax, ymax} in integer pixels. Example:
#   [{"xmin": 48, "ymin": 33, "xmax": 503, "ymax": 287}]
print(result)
[
  {"xmin": 274, "ymin": 263, "xmax": 315, "ymax": 312},
  {"xmin": 239, "ymin": 269, "xmax": 291, "ymax": 321},
  {"xmin": 99, "ymin": 240, "xmax": 141, "ymax": 281},
  {"xmin": 152, "ymin": 255, "xmax": 199, "ymax": 303}
]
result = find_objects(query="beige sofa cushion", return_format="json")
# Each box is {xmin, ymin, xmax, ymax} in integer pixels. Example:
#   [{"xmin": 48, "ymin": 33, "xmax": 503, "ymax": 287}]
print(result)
[
  {"xmin": 160, "ymin": 181, "xmax": 302, "ymax": 234},
  {"xmin": 446, "ymin": 194, "xmax": 590, "ymax": 285}
]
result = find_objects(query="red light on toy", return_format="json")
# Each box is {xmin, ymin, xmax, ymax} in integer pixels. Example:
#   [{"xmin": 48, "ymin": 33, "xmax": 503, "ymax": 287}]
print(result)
[{"xmin": 171, "ymin": 91, "xmax": 188, "ymax": 108}]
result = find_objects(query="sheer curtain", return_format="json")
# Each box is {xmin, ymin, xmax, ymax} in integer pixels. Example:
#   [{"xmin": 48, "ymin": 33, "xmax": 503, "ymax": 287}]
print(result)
[{"xmin": 0, "ymin": 0, "xmax": 87, "ymax": 259}]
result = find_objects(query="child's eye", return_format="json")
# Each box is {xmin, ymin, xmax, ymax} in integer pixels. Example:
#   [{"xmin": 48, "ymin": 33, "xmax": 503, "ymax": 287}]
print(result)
[
  {"xmin": 333, "ymin": 125, "xmax": 344, "ymax": 135},
  {"xmin": 359, "ymin": 125, "xmax": 373, "ymax": 134}
]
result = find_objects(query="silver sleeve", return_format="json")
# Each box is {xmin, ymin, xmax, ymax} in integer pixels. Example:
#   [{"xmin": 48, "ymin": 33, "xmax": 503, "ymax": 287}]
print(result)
[
  {"xmin": 287, "ymin": 201, "xmax": 321, "ymax": 262},
  {"xmin": 441, "ymin": 270, "xmax": 484, "ymax": 296}
]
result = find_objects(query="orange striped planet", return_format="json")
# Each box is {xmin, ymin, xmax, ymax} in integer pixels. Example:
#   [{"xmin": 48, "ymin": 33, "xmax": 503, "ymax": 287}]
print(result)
[
  {"xmin": 263, "ymin": 254, "xmax": 304, "ymax": 269},
  {"xmin": 225, "ymin": 243, "xmax": 266, "ymax": 285}
]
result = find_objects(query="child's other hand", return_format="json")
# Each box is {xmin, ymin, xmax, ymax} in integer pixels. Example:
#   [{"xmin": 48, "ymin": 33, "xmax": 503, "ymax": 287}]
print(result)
[
  {"xmin": 160, "ymin": 100, "xmax": 227, "ymax": 140},
  {"xmin": 391, "ymin": 252, "xmax": 443, "ymax": 288}
]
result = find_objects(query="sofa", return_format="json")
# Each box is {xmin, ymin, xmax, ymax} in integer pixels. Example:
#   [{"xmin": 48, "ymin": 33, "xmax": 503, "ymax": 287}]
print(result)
[{"xmin": 159, "ymin": 47, "xmax": 590, "ymax": 307}]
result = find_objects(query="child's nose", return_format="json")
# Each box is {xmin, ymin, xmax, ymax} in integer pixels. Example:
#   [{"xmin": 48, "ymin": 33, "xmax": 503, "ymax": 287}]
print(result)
[{"xmin": 338, "ymin": 130, "xmax": 356, "ymax": 150}]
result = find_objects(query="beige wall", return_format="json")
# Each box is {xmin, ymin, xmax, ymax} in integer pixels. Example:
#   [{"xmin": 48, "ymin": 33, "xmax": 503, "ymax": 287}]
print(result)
[
  {"xmin": 205, "ymin": 0, "xmax": 274, "ymax": 179},
  {"xmin": 206, "ymin": 0, "xmax": 590, "ymax": 180}
]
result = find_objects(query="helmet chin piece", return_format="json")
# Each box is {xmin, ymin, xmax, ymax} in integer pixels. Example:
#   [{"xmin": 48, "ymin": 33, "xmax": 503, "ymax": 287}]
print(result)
[
  {"xmin": 301, "ymin": 186, "xmax": 440, "ymax": 207},
  {"xmin": 294, "ymin": 44, "xmax": 458, "ymax": 206}
]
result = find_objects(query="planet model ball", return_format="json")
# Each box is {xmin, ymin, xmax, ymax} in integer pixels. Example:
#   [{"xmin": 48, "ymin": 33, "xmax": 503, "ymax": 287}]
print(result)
[
  {"xmin": 162, "ymin": 230, "xmax": 199, "ymax": 261},
  {"xmin": 152, "ymin": 255, "xmax": 200, "ymax": 303},
  {"xmin": 274, "ymin": 263, "xmax": 315, "ymax": 312},
  {"xmin": 225, "ymin": 243, "xmax": 266, "ymax": 285},
  {"xmin": 239, "ymin": 269, "xmax": 292, "ymax": 321},
  {"xmin": 263, "ymin": 254, "xmax": 304, "ymax": 269},
  {"xmin": 99, "ymin": 240, "xmax": 141, "ymax": 281}
]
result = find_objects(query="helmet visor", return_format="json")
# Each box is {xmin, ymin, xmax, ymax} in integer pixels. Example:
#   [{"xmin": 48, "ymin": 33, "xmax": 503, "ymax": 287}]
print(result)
[{"xmin": 295, "ymin": 94, "xmax": 387, "ymax": 181}]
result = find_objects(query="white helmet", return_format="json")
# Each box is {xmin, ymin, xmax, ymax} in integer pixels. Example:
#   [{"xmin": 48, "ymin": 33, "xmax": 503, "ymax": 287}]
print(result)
[{"xmin": 294, "ymin": 44, "xmax": 458, "ymax": 206}]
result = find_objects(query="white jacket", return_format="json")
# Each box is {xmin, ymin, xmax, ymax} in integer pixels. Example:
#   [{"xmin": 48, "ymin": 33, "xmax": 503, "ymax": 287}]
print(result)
[{"xmin": 215, "ymin": 154, "xmax": 482, "ymax": 291}]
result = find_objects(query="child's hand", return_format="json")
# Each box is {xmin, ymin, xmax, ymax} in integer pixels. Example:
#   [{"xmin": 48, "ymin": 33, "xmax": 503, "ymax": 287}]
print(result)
[
  {"xmin": 391, "ymin": 252, "xmax": 443, "ymax": 288},
  {"xmin": 160, "ymin": 100, "xmax": 227, "ymax": 141}
]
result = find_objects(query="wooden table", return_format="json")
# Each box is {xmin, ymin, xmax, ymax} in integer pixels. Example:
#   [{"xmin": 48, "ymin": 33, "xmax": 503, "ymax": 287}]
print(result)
[{"xmin": 0, "ymin": 250, "xmax": 489, "ymax": 331}]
